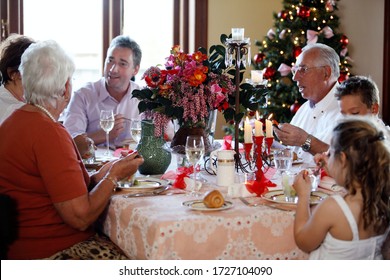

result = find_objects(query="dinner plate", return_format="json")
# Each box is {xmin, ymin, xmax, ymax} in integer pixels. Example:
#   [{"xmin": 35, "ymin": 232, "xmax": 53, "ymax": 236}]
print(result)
[
  {"xmin": 182, "ymin": 200, "xmax": 233, "ymax": 211},
  {"xmin": 116, "ymin": 177, "xmax": 169, "ymax": 192},
  {"xmin": 261, "ymin": 190, "xmax": 328, "ymax": 205}
]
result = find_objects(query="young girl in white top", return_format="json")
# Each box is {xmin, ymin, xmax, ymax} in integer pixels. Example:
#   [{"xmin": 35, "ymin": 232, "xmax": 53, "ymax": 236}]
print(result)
[{"xmin": 293, "ymin": 116, "xmax": 390, "ymax": 259}]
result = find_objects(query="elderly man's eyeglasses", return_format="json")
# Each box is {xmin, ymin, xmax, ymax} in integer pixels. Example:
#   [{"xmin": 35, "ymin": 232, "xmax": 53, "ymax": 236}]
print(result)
[{"xmin": 291, "ymin": 65, "xmax": 326, "ymax": 76}]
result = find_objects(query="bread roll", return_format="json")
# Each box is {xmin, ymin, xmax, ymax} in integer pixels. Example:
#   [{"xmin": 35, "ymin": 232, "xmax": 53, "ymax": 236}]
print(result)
[{"xmin": 203, "ymin": 190, "xmax": 225, "ymax": 208}]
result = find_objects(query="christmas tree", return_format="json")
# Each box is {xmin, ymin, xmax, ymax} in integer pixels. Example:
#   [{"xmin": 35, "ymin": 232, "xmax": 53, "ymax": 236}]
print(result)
[{"xmin": 253, "ymin": 0, "xmax": 352, "ymax": 123}]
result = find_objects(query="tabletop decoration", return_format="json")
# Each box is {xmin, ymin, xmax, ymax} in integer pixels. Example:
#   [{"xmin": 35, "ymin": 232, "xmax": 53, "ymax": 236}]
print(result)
[
  {"xmin": 132, "ymin": 44, "xmax": 236, "ymax": 154},
  {"xmin": 132, "ymin": 35, "xmax": 268, "ymax": 155},
  {"xmin": 136, "ymin": 119, "xmax": 171, "ymax": 175}
]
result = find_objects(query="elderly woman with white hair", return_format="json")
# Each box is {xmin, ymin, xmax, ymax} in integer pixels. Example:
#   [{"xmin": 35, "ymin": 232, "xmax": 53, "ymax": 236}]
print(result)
[{"xmin": 0, "ymin": 40, "xmax": 143, "ymax": 259}]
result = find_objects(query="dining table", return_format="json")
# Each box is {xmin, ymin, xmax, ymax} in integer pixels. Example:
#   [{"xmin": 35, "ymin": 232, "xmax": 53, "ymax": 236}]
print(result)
[{"xmin": 95, "ymin": 146, "xmax": 340, "ymax": 260}]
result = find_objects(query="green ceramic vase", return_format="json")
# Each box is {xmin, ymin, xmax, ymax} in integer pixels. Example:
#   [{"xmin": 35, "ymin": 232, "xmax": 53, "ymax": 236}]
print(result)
[{"xmin": 136, "ymin": 120, "xmax": 171, "ymax": 175}]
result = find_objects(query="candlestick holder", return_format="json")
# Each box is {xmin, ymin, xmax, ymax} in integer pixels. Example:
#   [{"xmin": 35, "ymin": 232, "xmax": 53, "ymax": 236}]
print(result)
[
  {"xmin": 243, "ymin": 142, "xmax": 253, "ymax": 168},
  {"xmin": 265, "ymin": 137, "xmax": 274, "ymax": 155},
  {"xmin": 225, "ymin": 37, "xmax": 251, "ymax": 173}
]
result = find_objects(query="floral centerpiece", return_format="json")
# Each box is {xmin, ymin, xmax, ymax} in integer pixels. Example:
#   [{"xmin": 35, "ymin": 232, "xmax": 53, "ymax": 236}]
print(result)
[{"xmin": 132, "ymin": 34, "xmax": 268, "ymax": 151}]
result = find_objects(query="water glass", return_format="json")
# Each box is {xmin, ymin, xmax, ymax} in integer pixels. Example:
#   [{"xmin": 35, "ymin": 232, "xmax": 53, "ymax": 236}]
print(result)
[
  {"xmin": 273, "ymin": 148, "xmax": 293, "ymax": 174},
  {"xmin": 130, "ymin": 119, "xmax": 142, "ymax": 143},
  {"xmin": 185, "ymin": 135, "xmax": 205, "ymax": 196},
  {"xmin": 82, "ymin": 137, "xmax": 95, "ymax": 164},
  {"xmin": 306, "ymin": 167, "xmax": 320, "ymax": 192},
  {"xmin": 281, "ymin": 171, "xmax": 297, "ymax": 203}
]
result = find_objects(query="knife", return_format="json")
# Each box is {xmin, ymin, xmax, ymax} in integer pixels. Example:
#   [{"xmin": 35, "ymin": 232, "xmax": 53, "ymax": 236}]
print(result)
[
  {"xmin": 123, "ymin": 186, "xmax": 169, "ymax": 198},
  {"xmin": 239, "ymin": 197, "xmax": 293, "ymax": 211}
]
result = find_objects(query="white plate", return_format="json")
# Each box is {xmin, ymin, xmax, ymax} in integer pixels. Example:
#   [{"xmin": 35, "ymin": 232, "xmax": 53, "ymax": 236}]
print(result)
[
  {"xmin": 116, "ymin": 177, "xmax": 169, "ymax": 192},
  {"xmin": 182, "ymin": 200, "xmax": 233, "ymax": 211},
  {"xmin": 261, "ymin": 190, "xmax": 328, "ymax": 205}
]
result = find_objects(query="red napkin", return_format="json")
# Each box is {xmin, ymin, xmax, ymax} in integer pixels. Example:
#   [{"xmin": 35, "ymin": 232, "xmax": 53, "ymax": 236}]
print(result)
[
  {"xmin": 245, "ymin": 180, "xmax": 268, "ymax": 196},
  {"xmin": 161, "ymin": 166, "xmax": 194, "ymax": 189},
  {"xmin": 222, "ymin": 135, "xmax": 233, "ymax": 150}
]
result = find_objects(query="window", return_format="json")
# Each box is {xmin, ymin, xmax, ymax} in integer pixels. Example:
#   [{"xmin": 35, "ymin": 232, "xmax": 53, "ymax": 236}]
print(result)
[
  {"xmin": 2, "ymin": 0, "xmax": 207, "ymax": 90},
  {"xmin": 123, "ymin": 0, "xmax": 174, "ymax": 84},
  {"xmin": 23, "ymin": 0, "xmax": 103, "ymax": 91}
]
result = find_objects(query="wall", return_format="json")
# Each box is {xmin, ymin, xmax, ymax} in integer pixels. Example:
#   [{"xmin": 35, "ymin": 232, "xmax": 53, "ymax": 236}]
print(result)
[{"xmin": 208, "ymin": 0, "xmax": 385, "ymax": 138}]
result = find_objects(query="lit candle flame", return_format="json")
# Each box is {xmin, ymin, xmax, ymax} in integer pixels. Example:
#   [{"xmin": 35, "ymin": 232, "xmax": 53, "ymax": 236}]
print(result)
[{"xmin": 267, "ymin": 113, "xmax": 273, "ymax": 120}]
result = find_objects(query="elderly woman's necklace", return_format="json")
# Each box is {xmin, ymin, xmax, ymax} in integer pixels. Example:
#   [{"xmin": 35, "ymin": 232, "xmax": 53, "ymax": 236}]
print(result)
[{"xmin": 33, "ymin": 104, "xmax": 57, "ymax": 123}]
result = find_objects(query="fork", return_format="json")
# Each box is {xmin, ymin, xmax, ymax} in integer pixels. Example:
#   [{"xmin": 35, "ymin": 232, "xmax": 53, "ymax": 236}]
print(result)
[
  {"xmin": 313, "ymin": 160, "xmax": 325, "ymax": 176},
  {"xmin": 238, "ymin": 197, "xmax": 293, "ymax": 211}
]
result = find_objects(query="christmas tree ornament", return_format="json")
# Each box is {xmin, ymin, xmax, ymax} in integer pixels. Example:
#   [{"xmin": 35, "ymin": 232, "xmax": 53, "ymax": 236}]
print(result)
[
  {"xmin": 263, "ymin": 67, "xmax": 276, "ymax": 80},
  {"xmin": 254, "ymin": 52, "xmax": 265, "ymax": 64},
  {"xmin": 290, "ymin": 101, "xmax": 301, "ymax": 114},
  {"xmin": 297, "ymin": 6, "xmax": 311, "ymax": 18},
  {"xmin": 278, "ymin": 10, "xmax": 288, "ymax": 20},
  {"xmin": 279, "ymin": 29, "xmax": 287, "ymax": 40},
  {"xmin": 293, "ymin": 46, "xmax": 302, "ymax": 58},
  {"xmin": 280, "ymin": 77, "xmax": 293, "ymax": 86},
  {"xmin": 338, "ymin": 72, "xmax": 349, "ymax": 83},
  {"xmin": 267, "ymin": 28, "xmax": 276, "ymax": 39},
  {"xmin": 340, "ymin": 35, "xmax": 349, "ymax": 48}
]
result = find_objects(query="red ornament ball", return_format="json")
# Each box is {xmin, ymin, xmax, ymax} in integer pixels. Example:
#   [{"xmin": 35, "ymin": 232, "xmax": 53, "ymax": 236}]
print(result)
[
  {"xmin": 340, "ymin": 35, "xmax": 349, "ymax": 48},
  {"xmin": 254, "ymin": 53, "xmax": 265, "ymax": 64},
  {"xmin": 338, "ymin": 72, "xmax": 349, "ymax": 83},
  {"xmin": 278, "ymin": 10, "xmax": 288, "ymax": 20},
  {"xmin": 263, "ymin": 67, "xmax": 276, "ymax": 80},
  {"xmin": 293, "ymin": 46, "xmax": 302, "ymax": 58},
  {"xmin": 290, "ymin": 101, "xmax": 301, "ymax": 114},
  {"xmin": 297, "ymin": 6, "xmax": 311, "ymax": 18}
]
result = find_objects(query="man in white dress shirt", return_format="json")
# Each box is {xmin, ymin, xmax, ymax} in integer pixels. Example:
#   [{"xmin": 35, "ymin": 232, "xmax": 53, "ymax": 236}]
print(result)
[{"xmin": 274, "ymin": 43, "xmax": 342, "ymax": 163}]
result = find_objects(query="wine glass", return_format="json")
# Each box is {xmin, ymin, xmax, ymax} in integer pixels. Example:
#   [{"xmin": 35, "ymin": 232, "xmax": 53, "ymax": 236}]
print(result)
[
  {"xmin": 130, "ymin": 119, "xmax": 142, "ymax": 144},
  {"xmin": 100, "ymin": 110, "xmax": 115, "ymax": 156},
  {"xmin": 185, "ymin": 135, "xmax": 205, "ymax": 196}
]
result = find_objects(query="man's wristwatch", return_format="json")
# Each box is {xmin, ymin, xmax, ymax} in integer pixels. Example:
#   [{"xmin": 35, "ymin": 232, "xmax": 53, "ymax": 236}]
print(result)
[{"xmin": 301, "ymin": 134, "xmax": 312, "ymax": 152}]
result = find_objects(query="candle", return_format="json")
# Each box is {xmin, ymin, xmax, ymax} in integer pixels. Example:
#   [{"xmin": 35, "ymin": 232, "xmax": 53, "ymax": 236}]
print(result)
[
  {"xmin": 266, "ymin": 119, "xmax": 273, "ymax": 138},
  {"xmin": 244, "ymin": 117, "xmax": 253, "ymax": 143},
  {"xmin": 232, "ymin": 28, "xmax": 245, "ymax": 40},
  {"xmin": 251, "ymin": 70, "xmax": 263, "ymax": 84},
  {"xmin": 254, "ymin": 112, "xmax": 262, "ymax": 136}
]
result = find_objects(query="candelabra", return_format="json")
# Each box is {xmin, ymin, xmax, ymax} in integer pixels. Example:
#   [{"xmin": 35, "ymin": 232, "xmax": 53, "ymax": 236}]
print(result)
[
  {"xmin": 225, "ymin": 37, "xmax": 251, "ymax": 172},
  {"xmin": 224, "ymin": 37, "xmax": 275, "ymax": 190}
]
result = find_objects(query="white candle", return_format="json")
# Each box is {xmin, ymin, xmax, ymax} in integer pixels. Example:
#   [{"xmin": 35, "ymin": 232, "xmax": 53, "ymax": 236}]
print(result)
[
  {"xmin": 254, "ymin": 112, "xmax": 262, "ymax": 136},
  {"xmin": 266, "ymin": 119, "xmax": 273, "ymax": 138},
  {"xmin": 244, "ymin": 117, "xmax": 253, "ymax": 143},
  {"xmin": 251, "ymin": 70, "xmax": 263, "ymax": 84},
  {"xmin": 232, "ymin": 28, "xmax": 245, "ymax": 40}
]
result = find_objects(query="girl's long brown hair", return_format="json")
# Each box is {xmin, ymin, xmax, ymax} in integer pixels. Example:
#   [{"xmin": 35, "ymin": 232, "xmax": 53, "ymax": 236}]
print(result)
[{"xmin": 332, "ymin": 117, "xmax": 390, "ymax": 234}]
